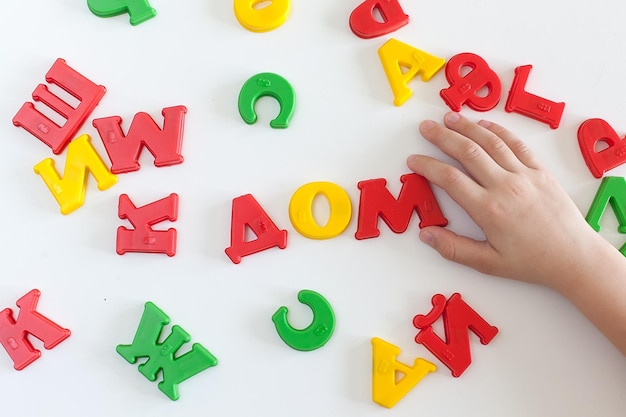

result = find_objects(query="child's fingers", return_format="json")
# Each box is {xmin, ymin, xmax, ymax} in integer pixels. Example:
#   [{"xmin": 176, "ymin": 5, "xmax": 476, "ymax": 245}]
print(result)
[
  {"xmin": 443, "ymin": 112, "xmax": 526, "ymax": 173},
  {"xmin": 406, "ymin": 154, "xmax": 486, "ymax": 216},
  {"xmin": 419, "ymin": 226, "xmax": 501, "ymax": 276},
  {"xmin": 477, "ymin": 119, "xmax": 543, "ymax": 169},
  {"xmin": 419, "ymin": 117, "xmax": 504, "ymax": 187}
]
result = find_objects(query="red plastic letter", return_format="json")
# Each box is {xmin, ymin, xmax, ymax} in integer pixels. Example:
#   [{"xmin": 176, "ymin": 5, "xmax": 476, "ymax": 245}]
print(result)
[
  {"xmin": 577, "ymin": 118, "xmax": 626, "ymax": 178},
  {"xmin": 355, "ymin": 174, "xmax": 448, "ymax": 240},
  {"xmin": 349, "ymin": 0, "xmax": 409, "ymax": 39},
  {"xmin": 440, "ymin": 52, "xmax": 501, "ymax": 112},
  {"xmin": 93, "ymin": 106, "xmax": 186, "ymax": 174},
  {"xmin": 505, "ymin": 65, "xmax": 565, "ymax": 129},
  {"xmin": 117, "ymin": 193, "xmax": 179, "ymax": 256},
  {"xmin": 225, "ymin": 194, "xmax": 288, "ymax": 264},
  {"xmin": 0, "ymin": 289, "xmax": 71, "ymax": 370},
  {"xmin": 12, "ymin": 58, "xmax": 106, "ymax": 155},
  {"xmin": 413, "ymin": 293, "xmax": 498, "ymax": 377}
]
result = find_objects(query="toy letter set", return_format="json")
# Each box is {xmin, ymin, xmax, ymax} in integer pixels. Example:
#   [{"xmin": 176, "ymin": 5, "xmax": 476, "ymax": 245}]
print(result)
[{"xmin": 2, "ymin": 0, "xmax": 624, "ymax": 408}]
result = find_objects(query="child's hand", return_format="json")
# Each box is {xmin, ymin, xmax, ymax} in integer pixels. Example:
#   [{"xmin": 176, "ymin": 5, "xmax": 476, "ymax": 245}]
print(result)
[{"xmin": 406, "ymin": 112, "xmax": 611, "ymax": 290}]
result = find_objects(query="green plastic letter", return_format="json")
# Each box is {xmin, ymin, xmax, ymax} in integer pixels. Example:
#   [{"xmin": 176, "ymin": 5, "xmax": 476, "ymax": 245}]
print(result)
[
  {"xmin": 238, "ymin": 72, "xmax": 295, "ymax": 128},
  {"xmin": 272, "ymin": 290, "xmax": 335, "ymax": 351},
  {"xmin": 87, "ymin": 0, "xmax": 157, "ymax": 26},
  {"xmin": 116, "ymin": 302, "xmax": 218, "ymax": 400}
]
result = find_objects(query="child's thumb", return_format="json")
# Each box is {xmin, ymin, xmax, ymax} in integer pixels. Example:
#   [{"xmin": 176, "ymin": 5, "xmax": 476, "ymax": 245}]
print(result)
[{"xmin": 419, "ymin": 227, "xmax": 497, "ymax": 274}]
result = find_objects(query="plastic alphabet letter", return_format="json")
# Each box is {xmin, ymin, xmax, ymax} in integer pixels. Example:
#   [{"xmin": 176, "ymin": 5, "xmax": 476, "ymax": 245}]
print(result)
[
  {"xmin": 238, "ymin": 72, "xmax": 295, "ymax": 128},
  {"xmin": 349, "ymin": 0, "xmax": 409, "ymax": 39},
  {"xmin": 378, "ymin": 38, "xmax": 445, "ymax": 106},
  {"xmin": 440, "ymin": 52, "xmax": 502, "ymax": 112},
  {"xmin": 117, "ymin": 193, "xmax": 179, "ymax": 256},
  {"xmin": 234, "ymin": 0, "xmax": 290, "ymax": 32},
  {"xmin": 225, "ymin": 194, "xmax": 288, "ymax": 264},
  {"xmin": 117, "ymin": 302, "xmax": 218, "ymax": 401},
  {"xmin": 585, "ymin": 176, "xmax": 626, "ymax": 255},
  {"xmin": 0, "ymin": 289, "xmax": 71, "ymax": 370},
  {"xmin": 33, "ymin": 134, "xmax": 118, "ymax": 215},
  {"xmin": 289, "ymin": 182, "xmax": 352, "ymax": 239},
  {"xmin": 93, "ymin": 106, "xmax": 187, "ymax": 174},
  {"xmin": 87, "ymin": 0, "xmax": 157, "ymax": 26},
  {"xmin": 413, "ymin": 293, "xmax": 499, "ymax": 377},
  {"xmin": 12, "ymin": 58, "xmax": 106, "ymax": 155},
  {"xmin": 355, "ymin": 173, "xmax": 448, "ymax": 240},
  {"xmin": 504, "ymin": 65, "xmax": 565, "ymax": 129},
  {"xmin": 272, "ymin": 290, "xmax": 335, "ymax": 351},
  {"xmin": 371, "ymin": 337, "xmax": 436, "ymax": 408},
  {"xmin": 577, "ymin": 118, "xmax": 626, "ymax": 178}
]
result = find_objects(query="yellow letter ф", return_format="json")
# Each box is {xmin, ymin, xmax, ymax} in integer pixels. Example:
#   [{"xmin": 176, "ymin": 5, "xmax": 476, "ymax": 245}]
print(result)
[{"xmin": 234, "ymin": 0, "xmax": 291, "ymax": 32}]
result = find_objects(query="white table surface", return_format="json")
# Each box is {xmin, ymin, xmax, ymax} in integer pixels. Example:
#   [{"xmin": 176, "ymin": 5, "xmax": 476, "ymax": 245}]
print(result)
[{"xmin": 1, "ymin": 0, "xmax": 626, "ymax": 415}]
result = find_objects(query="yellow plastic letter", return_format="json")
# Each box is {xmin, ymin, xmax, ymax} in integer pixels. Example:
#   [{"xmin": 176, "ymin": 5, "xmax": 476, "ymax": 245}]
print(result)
[
  {"xmin": 289, "ymin": 182, "xmax": 352, "ymax": 239},
  {"xmin": 34, "ymin": 134, "xmax": 118, "ymax": 215},
  {"xmin": 372, "ymin": 337, "xmax": 436, "ymax": 408},
  {"xmin": 378, "ymin": 38, "xmax": 445, "ymax": 106},
  {"xmin": 234, "ymin": 0, "xmax": 291, "ymax": 32}
]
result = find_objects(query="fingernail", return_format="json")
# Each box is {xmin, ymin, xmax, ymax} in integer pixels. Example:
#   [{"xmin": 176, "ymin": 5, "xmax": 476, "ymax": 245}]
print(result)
[
  {"xmin": 445, "ymin": 112, "xmax": 461, "ymax": 123},
  {"xmin": 420, "ymin": 120, "xmax": 436, "ymax": 130},
  {"xmin": 478, "ymin": 119, "xmax": 492, "ymax": 128},
  {"xmin": 419, "ymin": 230, "xmax": 435, "ymax": 247}
]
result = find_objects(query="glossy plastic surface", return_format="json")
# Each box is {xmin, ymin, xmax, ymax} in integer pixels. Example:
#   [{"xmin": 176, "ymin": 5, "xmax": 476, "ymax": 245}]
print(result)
[
  {"xmin": 33, "ymin": 134, "xmax": 118, "ymax": 215},
  {"xmin": 578, "ymin": 118, "xmax": 626, "ymax": 178},
  {"xmin": 371, "ymin": 337, "xmax": 436, "ymax": 408},
  {"xmin": 93, "ymin": 106, "xmax": 186, "ymax": 174},
  {"xmin": 440, "ymin": 52, "xmax": 501, "ymax": 112},
  {"xmin": 0, "ymin": 289, "xmax": 71, "ymax": 370},
  {"xmin": 504, "ymin": 65, "xmax": 565, "ymax": 129},
  {"xmin": 289, "ymin": 181, "xmax": 352, "ymax": 239},
  {"xmin": 272, "ymin": 290, "xmax": 335, "ymax": 351},
  {"xmin": 116, "ymin": 301, "xmax": 218, "ymax": 401},
  {"xmin": 349, "ymin": 0, "xmax": 409, "ymax": 39},
  {"xmin": 117, "ymin": 193, "xmax": 179, "ymax": 256},
  {"xmin": 413, "ymin": 293, "xmax": 498, "ymax": 377},
  {"xmin": 378, "ymin": 38, "xmax": 445, "ymax": 106},
  {"xmin": 225, "ymin": 194, "xmax": 288, "ymax": 263},
  {"xmin": 87, "ymin": 0, "xmax": 157, "ymax": 25},
  {"xmin": 12, "ymin": 58, "xmax": 106, "ymax": 154}
]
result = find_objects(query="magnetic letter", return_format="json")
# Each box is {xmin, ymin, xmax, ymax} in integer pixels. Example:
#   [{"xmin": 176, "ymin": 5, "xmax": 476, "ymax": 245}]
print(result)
[
  {"xmin": 577, "ymin": 118, "xmax": 626, "ymax": 178},
  {"xmin": 34, "ymin": 134, "xmax": 118, "ymax": 215},
  {"xmin": 505, "ymin": 65, "xmax": 565, "ymax": 129},
  {"xmin": 225, "ymin": 194, "xmax": 288, "ymax": 264},
  {"xmin": 289, "ymin": 182, "xmax": 352, "ymax": 239},
  {"xmin": 117, "ymin": 193, "xmax": 179, "ymax": 256},
  {"xmin": 238, "ymin": 72, "xmax": 295, "ymax": 128},
  {"xmin": 87, "ymin": 0, "xmax": 157, "ymax": 26},
  {"xmin": 413, "ymin": 293, "xmax": 499, "ymax": 377},
  {"xmin": 272, "ymin": 290, "xmax": 335, "ymax": 351},
  {"xmin": 117, "ymin": 302, "xmax": 218, "ymax": 401},
  {"xmin": 586, "ymin": 176, "xmax": 626, "ymax": 233},
  {"xmin": 12, "ymin": 58, "xmax": 106, "ymax": 154},
  {"xmin": 371, "ymin": 337, "xmax": 436, "ymax": 408},
  {"xmin": 440, "ymin": 52, "xmax": 501, "ymax": 112},
  {"xmin": 234, "ymin": 0, "xmax": 290, "ymax": 32},
  {"xmin": 0, "ymin": 289, "xmax": 71, "ymax": 370},
  {"xmin": 378, "ymin": 38, "xmax": 445, "ymax": 106},
  {"xmin": 355, "ymin": 174, "xmax": 448, "ymax": 240},
  {"xmin": 93, "ymin": 106, "xmax": 186, "ymax": 174},
  {"xmin": 349, "ymin": 0, "xmax": 409, "ymax": 39}
]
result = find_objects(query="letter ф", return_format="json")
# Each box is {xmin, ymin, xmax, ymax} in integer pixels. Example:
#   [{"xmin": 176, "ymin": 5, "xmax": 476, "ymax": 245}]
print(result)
[{"xmin": 116, "ymin": 302, "xmax": 218, "ymax": 401}]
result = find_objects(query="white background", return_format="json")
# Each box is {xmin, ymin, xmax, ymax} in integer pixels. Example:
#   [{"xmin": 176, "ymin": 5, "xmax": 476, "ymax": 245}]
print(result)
[{"xmin": 1, "ymin": 0, "xmax": 626, "ymax": 415}]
